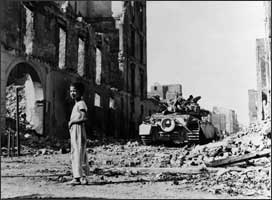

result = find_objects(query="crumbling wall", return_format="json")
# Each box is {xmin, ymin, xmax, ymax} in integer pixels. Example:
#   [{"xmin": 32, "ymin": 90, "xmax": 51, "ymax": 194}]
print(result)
[
  {"xmin": 6, "ymin": 85, "xmax": 26, "ymax": 121},
  {"xmin": 1, "ymin": 1, "xmax": 99, "ymax": 139},
  {"xmin": 248, "ymin": 89, "xmax": 258, "ymax": 124},
  {"xmin": 256, "ymin": 38, "xmax": 270, "ymax": 121},
  {"xmin": 87, "ymin": 1, "xmax": 112, "ymax": 18},
  {"xmin": 24, "ymin": 74, "xmax": 44, "ymax": 134},
  {"xmin": 65, "ymin": 22, "xmax": 78, "ymax": 71},
  {"xmin": 264, "ymin": 1, "xmax": 271, "ymax": 120},
  {"xmin": 213, "ymin": 107, "xmax": 238, "ymax": 134},
  {"xmin": 30, "ymin": 10, "xmax": 57, "ymax": 64},
  {"xmin": 120, "ymin": 1, "xmax": 147, "ymax": 138},
  {"xmin": 2, "ymin": 1, "xmax": 147, "ymax": 140},
  {"xmin": 1, "ymin": 1, "xmax": 22, "ymax": 51},
  {"xmin": 2, "ymin": 56, "xmax": 48, "ymax": 136}
]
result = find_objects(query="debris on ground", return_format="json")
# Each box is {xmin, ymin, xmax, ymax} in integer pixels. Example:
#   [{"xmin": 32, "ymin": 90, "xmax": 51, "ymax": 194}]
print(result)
[
  {"xmin": 1, "ymin": 116, "xmax": 270, "ymax": 198},
  {"xmin": 85, "ymin": 119, "xmax": 271, "ymax": 197}
]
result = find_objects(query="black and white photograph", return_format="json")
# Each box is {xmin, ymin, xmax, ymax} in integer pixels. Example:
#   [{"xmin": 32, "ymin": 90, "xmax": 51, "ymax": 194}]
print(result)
[{"xmin": 0, "ymin": 1, "xmax": 271, "ymax": 199}]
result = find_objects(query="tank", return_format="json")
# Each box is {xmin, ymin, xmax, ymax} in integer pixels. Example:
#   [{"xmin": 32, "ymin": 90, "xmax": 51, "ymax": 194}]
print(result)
[{"xmin": 139, "ymin": 95, "xmax": 220, "ymax": 145}]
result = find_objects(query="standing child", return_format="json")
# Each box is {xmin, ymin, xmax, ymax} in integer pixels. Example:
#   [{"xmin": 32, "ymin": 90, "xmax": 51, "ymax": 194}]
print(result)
[{"xmin": 67, "ymin": 82, "xmax": 90, "ymax": 185}]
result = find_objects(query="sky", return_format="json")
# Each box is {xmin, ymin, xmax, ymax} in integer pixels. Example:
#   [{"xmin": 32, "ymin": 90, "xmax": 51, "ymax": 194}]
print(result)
[
  {"xmin": 113, "ymin": 1, "xmax": 266, "ymax": 125},
  {"xmin": 146, "ymin": 1, "xmax": 266, "ymax": 126}
]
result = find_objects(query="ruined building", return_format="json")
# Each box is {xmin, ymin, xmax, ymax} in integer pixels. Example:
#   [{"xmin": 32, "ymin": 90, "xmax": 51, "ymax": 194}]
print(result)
[
  {"xmin": 256, "ymin": 38, "xmax": 270, "ymax": 121},
  {"xmin": 254, "ymin": 1, "xmax": 271, "ymax": 122},
  {"xmin": 248, "ymin": 2, "xmax": 271, "ymax": 124},
  {"xmin": 148, "ymin": 83, "xmax": 183, "ymax": 100},
  {"xmin": 248, "ymin": 89, "xmax": 258, "ymax": 124},
  {"xmin": 246, "ymin": 2, "xmax": 271, "ymax": 124},
  {"xmin": 0, "ymin": 1, "xmax": 147, "ymax": 140},
  {"xmin": 264, "ymin": 1, "xmax": 271, "ymax": 92},
  {"xmin": 263, "ymin": 1, "xmax": 271, "ymax": 119},
  {"xmin": 212, "ymin": 106, "xmax": 239, "ymax": 134},
  {"xmin": 211, "ymin": 113, "xmax": 226, "ymax": 134}
]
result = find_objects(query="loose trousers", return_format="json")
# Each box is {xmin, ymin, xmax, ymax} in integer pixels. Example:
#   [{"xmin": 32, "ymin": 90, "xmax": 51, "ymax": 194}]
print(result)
[{"xmin": 70, "ymin": 124, "xmax": 90, "ymax": 178}]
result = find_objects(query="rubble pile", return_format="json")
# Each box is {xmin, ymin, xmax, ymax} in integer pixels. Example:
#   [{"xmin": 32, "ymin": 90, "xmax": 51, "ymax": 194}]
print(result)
[
  {"xmin": 4, "ymin": 83, "xmax": 71, "ymax": 156},
  {"xmin": 2, "ymin": 92, "xmax": 271, "ymax": 198},
  {"xmin": 88, "ymin": 118, "xmax": 271, "ymax": 169},
  {"xmin": 153, "ymin": 166, "xmax": 270, "ymax": 197},
  {"xmin": 182, "ymin": 118, "xmax": 271, "ymax": 167},
  {"xmin": 21, "ymin": 135, "xmax": 70, "ymax": 156},
  {"xmin": 207, "ymin": 166, "xmax": 271, "ymax": 196},
  {"xmin": 1, "ymin": 133, "xmax": 70, "ymax": 156},
  {"xmin": 86, "ymin": 119, "xmax": 270, "ymax": 197},
  {"xmin": 6, "ymin": 84, "xmax": 26, "ymax": 121}
]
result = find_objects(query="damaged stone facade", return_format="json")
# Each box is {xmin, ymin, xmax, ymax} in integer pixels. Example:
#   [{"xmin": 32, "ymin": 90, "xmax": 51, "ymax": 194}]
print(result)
[
  {"xmin": 263, "ymin": 1, "xmax": 271, "ymax": 120},
  {"xmin": 212, "ymin": 106, "xmax": 239, "ymax": 134},
  {"xmin": 248, "ymin": 89, "xmax": 258, "ymax": 124},
  {"xmin": 256, "ymin": 38, "xmax": 270, "ymax": 121},
  {"xmin": 66, "ymin": 1, "xmax": 148, "ymax": 139},
  {"xmin": 0, "ymin": 1, "xmax": 148, "ymax": 140},
  {"xmin": 148, "ymin": 83, "xmax": 183, "ymax": 100},
  {"xmin": 1, "ymin": 1, "xmax": 97, "ymax": 139},
  {"xmin": 117, "ymin": 1, "xmax": 148, "ymax": 138},
  {"xmin": 254, "ymin": 1, "xmax": 271, "ymax": 122}
]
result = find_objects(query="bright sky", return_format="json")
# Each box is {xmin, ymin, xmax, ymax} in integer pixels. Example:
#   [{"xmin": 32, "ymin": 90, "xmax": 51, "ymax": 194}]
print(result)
[
  {"xmin": 112, "ymin": 1, "xmax": 266, "ymax": 125},
  {"xmin": 146, "ymin": 1, "xmax": 266, "ymax": 126}
]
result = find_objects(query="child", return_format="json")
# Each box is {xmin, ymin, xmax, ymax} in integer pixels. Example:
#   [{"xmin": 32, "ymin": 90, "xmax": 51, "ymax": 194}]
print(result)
[{"xmin": 67, "ymin": 82, "xmax": 90, "ymax": 185}]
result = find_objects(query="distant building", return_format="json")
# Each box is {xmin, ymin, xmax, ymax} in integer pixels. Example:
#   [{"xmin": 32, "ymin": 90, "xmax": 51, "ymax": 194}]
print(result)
[
  {"xmin": 211, "ymin": 113, "xmax": 226, "ymax": 133},
  {"xmin": 264, "ymin": 1, "xmax": 271, "ymax": 40},
  {"xmin": 248, "ymin": 89, "xmax": 258, "ymax": 124},
  {"xmin": 148, "ymin": 83, "xmax": 182, "ymax": 100},
  {"xmin": 264, "ymin": 1, "xmax": 271, "ymax": 119},
  {"xmin": 212, "ymin": 106, "xmax": 239, "ymax": 134},
  {"xmin": 256, "ymin": 38, "xmax": 270, "ymax": 121},
  {"xmin": 254, "ymin": 1, "xmax": 271, "ymax": 122}
]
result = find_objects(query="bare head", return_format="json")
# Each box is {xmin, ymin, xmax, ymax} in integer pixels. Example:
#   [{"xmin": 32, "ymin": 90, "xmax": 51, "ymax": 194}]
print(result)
[{"xmin": 70, "ymin": 82, "xmax": 85, "ymax": 101}]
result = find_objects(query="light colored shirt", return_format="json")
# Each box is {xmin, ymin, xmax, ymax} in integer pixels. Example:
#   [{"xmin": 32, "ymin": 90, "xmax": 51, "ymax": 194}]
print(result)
[{"xmin": 70, "ymin": 100, "xmax": 88, "ymax": 122}]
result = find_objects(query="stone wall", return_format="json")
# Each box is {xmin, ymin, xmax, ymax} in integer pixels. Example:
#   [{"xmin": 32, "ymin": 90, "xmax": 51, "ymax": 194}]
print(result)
[
  {"xmin": 149, "ymin": 83, "xmax": 182, "ymax": 100},
  {"xmin": 1, "ymin": 1, "xmax": 98, "ymax": 139},
  {"xmin": 256, "ymin": 38, "xmax": 270, "ymax": 121},
  {"xmin": 1, "ymin": 1, "xmax": 149, "ymax": 140},
  {"xmin": 264, "ymin": 1, "xmax": 271, "ymax": 120},
  {"xmin": 248, "ymin": 89, "xmax": 258, "ymax": 124},
  {"xmin": 81, "ymin": 1, "xmax": 149, "ymax": 139},
  {"xmin": 212, "ymin": 106, "xmax": 239, "ymax": 134}
]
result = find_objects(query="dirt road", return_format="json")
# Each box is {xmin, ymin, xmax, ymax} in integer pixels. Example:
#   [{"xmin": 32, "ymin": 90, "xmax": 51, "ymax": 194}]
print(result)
[
  {"xmin": 2, "ymin": 119, "xmax": 271, "ymax": 199},
  {"xmin": 1, "ymin": 150, "xmax": 270, "ymax": 199}
]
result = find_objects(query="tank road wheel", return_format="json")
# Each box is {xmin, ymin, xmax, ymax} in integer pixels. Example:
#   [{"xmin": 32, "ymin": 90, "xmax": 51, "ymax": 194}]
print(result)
[{"xmin": 141, "ymin": 135, "xmax": 152, "ymax": 145}]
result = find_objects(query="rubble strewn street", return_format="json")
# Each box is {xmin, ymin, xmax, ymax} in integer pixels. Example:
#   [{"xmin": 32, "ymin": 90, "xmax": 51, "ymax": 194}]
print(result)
[
  {"xmin": 1, "ymin": 1, "xmax": 271, "ymax": 198},
  {"xmin": 2, "ymin": 84, "xmax": 271, "ymax": 198},
  {"xmin": 1, "ymin": 119, "xmax": 271, "ymax": 199}
]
